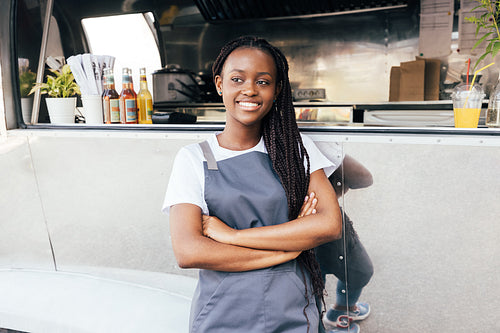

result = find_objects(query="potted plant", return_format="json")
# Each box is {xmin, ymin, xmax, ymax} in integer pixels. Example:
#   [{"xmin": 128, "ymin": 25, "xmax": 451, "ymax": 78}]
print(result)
[
  {"xmin": 466, "ymin": 0, "xmax": 500, "ymax": 69},
  {"xmin": 29, "ymin": 64, "xmax": 81, "ymax": 124},
  {"xmin": 466, "ymin": 1, "xmax": 500, "ymax": 127},
  {"xmin": 19, "ymin": 69, "xmax": 36, "ymax": 124}
]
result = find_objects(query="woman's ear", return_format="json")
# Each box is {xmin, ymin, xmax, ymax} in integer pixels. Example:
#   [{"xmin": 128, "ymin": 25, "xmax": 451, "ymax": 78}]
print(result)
[{"xmin": 215, "ymin": 75, "xmax": 223, "ymax": 95}]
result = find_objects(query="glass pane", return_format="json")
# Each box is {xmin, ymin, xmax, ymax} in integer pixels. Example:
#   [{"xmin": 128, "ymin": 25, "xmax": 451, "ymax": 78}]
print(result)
[
  {"xmin": 314, "ymin": 141, "xmax": 351, "ymax": 332},
  {"xmin": 81, "ymin": 13, "xmax": 161, "ymax": 98},
  {"xmin": 341, "ymin": 141, "xmax": 500, "ymax": 332}
]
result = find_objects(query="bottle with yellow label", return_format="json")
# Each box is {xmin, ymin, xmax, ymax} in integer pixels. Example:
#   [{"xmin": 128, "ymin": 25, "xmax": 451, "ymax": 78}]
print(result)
[{"xmin": 137, "ymin": 67, "xmax": 153, "ymax": 124}]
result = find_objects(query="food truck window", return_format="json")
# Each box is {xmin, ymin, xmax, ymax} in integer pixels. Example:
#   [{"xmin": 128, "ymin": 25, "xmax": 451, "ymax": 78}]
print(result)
[{"xmin": 81, "ymin": 13, "xmax": 161, "ymax": 96}]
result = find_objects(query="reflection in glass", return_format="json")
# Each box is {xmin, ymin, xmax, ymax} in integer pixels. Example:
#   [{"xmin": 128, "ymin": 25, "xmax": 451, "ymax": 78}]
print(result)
[{"xmin": 315, "ymin": 142, "xmax": 374, "ymax": 332}]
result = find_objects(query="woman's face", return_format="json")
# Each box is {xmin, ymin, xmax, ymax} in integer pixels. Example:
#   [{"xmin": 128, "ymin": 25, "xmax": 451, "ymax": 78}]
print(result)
[{"xmin": 215, "ymin": 47, "xmax": 280, "ymax": 128}]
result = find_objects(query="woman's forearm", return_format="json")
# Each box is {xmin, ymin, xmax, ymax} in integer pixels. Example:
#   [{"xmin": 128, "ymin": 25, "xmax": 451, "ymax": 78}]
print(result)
[
  {"xmin": 169, "ymin": 203, "xmax": 300, "ymax": 272},
  {"xmin": 230, "ymin": 212, "xmax": 340, "ymax": 251},
  {"xmin": 175, "ymin": 235, "xmax": 300, "ymax": 272},
  {"xmin": 210, "ymin": 169, "xmax": 342, "ymax": 251}
]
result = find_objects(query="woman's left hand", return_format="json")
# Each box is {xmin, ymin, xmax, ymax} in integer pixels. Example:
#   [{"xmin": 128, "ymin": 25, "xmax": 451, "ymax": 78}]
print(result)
[
  {"xmin": 202, "ymin": 215, "xmax": 236, "ymax": 245},
  {"xmin": 298, "ymin": 192, "xmax": 318, "ymax": 218}
]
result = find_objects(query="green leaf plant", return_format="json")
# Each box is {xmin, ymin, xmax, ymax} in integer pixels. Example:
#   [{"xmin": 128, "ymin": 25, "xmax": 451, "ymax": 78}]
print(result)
[
  {"xmin": 29, "ymin": 64, "xmax": 81, "ymax": 98},
  {"xmin": 465, "ymin": 0, "xmax": 500, "ymax": 70},
  {"xmin": 19, "ymin": 69, "xmax": 36, "ymax": 98}
]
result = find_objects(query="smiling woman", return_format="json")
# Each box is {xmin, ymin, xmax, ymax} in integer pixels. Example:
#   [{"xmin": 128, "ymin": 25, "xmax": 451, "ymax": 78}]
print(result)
[{"xmin": 163, "ymin": 36, "xmax": 341, "ymax": 333}]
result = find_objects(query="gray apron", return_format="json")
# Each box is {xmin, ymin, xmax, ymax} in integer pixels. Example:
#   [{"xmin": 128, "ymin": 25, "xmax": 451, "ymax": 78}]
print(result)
[{"xmin": 189, "ymin": 141, "xmax": 318, "ymax": 333}]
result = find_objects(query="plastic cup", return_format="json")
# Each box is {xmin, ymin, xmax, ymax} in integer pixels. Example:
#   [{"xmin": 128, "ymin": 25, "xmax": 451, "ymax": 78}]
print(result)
[
  {"xmin": 451, "ymin": 84, "xmax": 485, "ymax": 128},
  {"xmin": 81, "ymin": 95, "xmax": 104, "ymax": 124}
]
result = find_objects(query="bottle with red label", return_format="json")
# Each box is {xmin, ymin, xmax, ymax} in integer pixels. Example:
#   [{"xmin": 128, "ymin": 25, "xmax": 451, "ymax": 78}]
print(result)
[
  {"xmin": 119, "ymin": 67, "xmax": 137, "ymax": 124},
  {"xmin": 102, "ymin": 68, "xmax": 120, "ymax": 124}
]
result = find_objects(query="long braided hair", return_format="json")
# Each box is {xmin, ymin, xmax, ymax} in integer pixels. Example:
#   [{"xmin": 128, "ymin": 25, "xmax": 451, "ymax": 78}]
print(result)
[{"xmin": 212, "ymin": 35, "xmax": 326, "ymax": 319}]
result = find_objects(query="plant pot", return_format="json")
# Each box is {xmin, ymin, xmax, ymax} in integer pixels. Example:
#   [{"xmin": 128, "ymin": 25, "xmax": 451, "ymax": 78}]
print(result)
[
  {"xmin": 45, "ymin": 97, "xmax": 77, "ymax": 124},
  {"xmin": 20, "ymin": 97, "xmax": 33, "ymax": 124}
]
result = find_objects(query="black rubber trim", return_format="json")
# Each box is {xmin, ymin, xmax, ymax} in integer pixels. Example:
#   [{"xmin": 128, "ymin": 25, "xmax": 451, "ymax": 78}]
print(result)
[{"xmin": 7, "ymin": 0, "xmax": 27, "ymax": 129}]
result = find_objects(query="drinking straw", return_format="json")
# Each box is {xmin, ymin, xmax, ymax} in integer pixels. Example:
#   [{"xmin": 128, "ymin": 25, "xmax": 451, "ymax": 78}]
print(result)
[
  {"xmin": 470, "ymin": 62, "xmax": 495, "ymax": 89},
  {"xmin": 466, "ymin": 59, "xmax": 471, "ymax": 85},
  {"xmin": 462, "ymin": 62, "xmax": 495, "ymax": 108}
]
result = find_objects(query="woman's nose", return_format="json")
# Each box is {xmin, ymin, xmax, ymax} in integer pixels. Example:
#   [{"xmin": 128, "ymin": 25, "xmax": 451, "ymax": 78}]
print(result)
[{"xmin": 242, "ymin": 82, "xmax": 257, "ymax": 96}]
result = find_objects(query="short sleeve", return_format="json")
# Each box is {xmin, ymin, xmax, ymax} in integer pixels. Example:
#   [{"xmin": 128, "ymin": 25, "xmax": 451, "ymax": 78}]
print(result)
[
  {"xmin": 313, "ymin": 141, "xmax": 344, "ymax": 174},
  {"xmin": 301, "ymin": 134, "xmax": 340, "ymax": 177},
  {"xmin": 162, "ymin": 146, "xmax": 206, "ymax": 215}
]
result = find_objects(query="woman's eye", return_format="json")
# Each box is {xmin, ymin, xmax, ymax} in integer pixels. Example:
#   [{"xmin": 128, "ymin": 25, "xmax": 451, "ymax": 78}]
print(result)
[
  {"xmin": 231, "ymin": 77, "xmax": 243, "ymax": 83},
  {"xmin": 257, "ymin": 80, "xmax": 269, "ymax": 86}
]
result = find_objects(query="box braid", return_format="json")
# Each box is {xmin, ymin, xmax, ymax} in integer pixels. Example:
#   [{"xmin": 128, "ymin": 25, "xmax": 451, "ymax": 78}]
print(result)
[{"xmin": 213, "ymin": 36, "xmax": 326, "ymax": 324}]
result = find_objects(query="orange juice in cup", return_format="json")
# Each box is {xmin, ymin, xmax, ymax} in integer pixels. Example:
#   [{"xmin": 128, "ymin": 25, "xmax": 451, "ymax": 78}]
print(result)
[
  {"xmin": 453, "ymin": 108, "xmax": 481, "ymax": 128},
  {"xmin": 451, "ymin": 84, "xmax": 485, "ymax": 128}
]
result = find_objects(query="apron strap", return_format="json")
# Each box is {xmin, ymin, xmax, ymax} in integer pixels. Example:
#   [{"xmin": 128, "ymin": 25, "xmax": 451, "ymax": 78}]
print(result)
[{"xmin": 199, "ymin": 141, "xmax": 218, "ymax": 170}]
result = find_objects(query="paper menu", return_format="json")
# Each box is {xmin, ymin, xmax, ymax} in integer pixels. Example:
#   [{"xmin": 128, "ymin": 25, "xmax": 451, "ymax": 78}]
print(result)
[{"xmin": 418, "ymin": 0, "xmax": 454, "ymax": 58}]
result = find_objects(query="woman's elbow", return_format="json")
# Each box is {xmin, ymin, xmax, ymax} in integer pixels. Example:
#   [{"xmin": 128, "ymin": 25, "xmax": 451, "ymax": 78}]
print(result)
[
  {"xmin": 318, "ymin": 214, "xmax": 342, "ymax": 243},
  {"xmin": 349, "ymin": 171, "xmax": 373, "ymax": 189},
  {"xmin": 172, "ymin": 243, "xmax": 200, "ymax": 269},
  {"xmin": 328, "ymin": 221, "xmax": 342, "ymax": 241},
  {"xmin": 331, "ymin": 212, "xmax": 343, "ymax": 239},
  {"xmin": 173, "ymin": 251, "xmax": 192, "ymax": 269},
  {"xmin": 175, "ymin": 255, "xmax": 194, "ymax": 269}
]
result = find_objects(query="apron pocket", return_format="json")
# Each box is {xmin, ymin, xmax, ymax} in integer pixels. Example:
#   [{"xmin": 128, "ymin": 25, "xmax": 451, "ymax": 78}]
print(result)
[
  {"xmin": 263, "ymin": 270, "xmax": 318, "ymax": 332},
  {"xmin": 192, "ymin": 272, "xmax": 267, "ymax": 332}
]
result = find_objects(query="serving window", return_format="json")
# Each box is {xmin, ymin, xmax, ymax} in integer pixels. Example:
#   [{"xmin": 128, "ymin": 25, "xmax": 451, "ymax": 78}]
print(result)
[{"xmin": 9, "ymin": 0, "xmax": 500, "ymax": 131}]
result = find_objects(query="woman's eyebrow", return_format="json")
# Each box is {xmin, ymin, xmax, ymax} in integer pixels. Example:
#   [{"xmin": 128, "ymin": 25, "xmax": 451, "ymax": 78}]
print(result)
[{"xmin": 228, "ymin": 69, "xmax": 273, "ymax": 77}]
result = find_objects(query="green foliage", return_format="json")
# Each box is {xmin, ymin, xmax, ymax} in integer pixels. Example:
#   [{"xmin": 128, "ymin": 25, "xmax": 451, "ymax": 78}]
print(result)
[
  {"xmin": 29, "ymin": 64, "xmax": 81, "ymax": 98},
  {"xmin": 465, "ymin": 0, "xmax": 500, "ymax": 69},
  {"xmin": 19, "ymin": 69, "xmax": 36, "ymax": 98}
]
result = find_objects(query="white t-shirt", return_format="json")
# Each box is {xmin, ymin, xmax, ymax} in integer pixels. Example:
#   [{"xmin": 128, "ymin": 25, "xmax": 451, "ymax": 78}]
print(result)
[{"xmin": 162, "ymin": 133, "xmax": 339, "ymax": 215}]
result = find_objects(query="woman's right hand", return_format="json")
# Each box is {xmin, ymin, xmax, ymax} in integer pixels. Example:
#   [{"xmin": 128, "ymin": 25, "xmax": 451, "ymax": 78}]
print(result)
[{"xmin": 298, "ymin": 192, "xmax": 318, "ymax": 218}]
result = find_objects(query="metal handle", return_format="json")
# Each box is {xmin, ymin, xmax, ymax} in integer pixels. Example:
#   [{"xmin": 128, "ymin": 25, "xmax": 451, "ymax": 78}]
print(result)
[{"xmin": 31, "ymin": 0, "xmax": 55, "ymax": 124}]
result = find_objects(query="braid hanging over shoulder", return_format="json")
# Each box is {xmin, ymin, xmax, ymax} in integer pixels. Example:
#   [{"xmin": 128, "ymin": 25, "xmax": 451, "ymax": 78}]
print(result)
[{"xmin": 212, "ymin": 36, "xmax": 326, "ymax": 303}]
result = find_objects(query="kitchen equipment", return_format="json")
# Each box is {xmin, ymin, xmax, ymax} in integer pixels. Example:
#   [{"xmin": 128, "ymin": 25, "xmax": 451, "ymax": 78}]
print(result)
[
  {"xmin": 293, "ymin": 88, "xmax": 326, "ymax": 101},
  {"xmin": 152, "ymin": 65, "xmax": 201, "ymax": 103},
  {"xmin": 195, "ymin": 71, "xmax": 221, "ymax": 103},
  {"xmin": 152, "ymin": 111, "xmax": 197, "ymax": 124}
]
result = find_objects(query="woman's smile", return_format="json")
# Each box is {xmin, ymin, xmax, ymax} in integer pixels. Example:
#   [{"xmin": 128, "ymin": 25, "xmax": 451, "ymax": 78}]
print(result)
[{"xmin": 237, "ymin": 100, "xmax": 261, "ymax": 111}]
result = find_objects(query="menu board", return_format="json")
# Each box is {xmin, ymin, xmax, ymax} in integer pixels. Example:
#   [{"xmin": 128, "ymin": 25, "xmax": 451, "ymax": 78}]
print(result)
[{"xmin": 418, "ymin": 0, "xmax": 454, "ymax": 58}]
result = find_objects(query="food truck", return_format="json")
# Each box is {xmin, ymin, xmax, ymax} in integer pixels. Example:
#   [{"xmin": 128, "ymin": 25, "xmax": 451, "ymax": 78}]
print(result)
[{"xmin": 1, "ymin": 0, "xmax": 499, "ymax": 332}]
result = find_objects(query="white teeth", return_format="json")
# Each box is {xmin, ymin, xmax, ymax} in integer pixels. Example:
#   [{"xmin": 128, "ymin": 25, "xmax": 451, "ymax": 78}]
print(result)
[{"xmin": 239, "ymin": 102, "xmax": 259, "ymax": 107}]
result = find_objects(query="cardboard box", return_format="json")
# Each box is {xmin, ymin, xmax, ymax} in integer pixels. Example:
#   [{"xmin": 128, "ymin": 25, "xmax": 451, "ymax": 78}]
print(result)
[
  {"xmin": 400, "ymin": 59, "xmax": 425, "ymax": 101},
  {"xmin": 389, "ymin": 66, "xmax": 401, "ymax": 102},
  {"xmin": 419, "ymin": 57, "xmax": 441, "ymax": 101},
  {"xmin": 389, "ymin": 58, "xmax": 441, "ymax": 102}
]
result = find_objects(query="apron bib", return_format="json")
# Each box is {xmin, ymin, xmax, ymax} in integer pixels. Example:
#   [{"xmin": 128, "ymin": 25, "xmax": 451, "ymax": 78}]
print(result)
[{"xmin": 189, "ymin": 141, "xmax": 318, "ymax": 333}]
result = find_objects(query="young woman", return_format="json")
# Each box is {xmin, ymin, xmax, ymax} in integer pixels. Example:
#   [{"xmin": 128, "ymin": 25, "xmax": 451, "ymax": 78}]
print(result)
[{"xmin": 163, "ymin": 36, "xmax": 342, "ymax": 333}]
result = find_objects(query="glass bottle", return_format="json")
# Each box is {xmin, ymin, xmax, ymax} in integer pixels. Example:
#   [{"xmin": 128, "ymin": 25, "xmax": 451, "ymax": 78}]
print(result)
[
  {"xmin": 137, "ymin": 67, "xmax": 153, "ymax": 124},
  {"xmin": 119, "ymin": 67, "xmax": 137, "ymax": 124},
  {"xmin": 102, "ymin": 68, "xmax": 120, "ymax": 124},
  {"xmin": 486, "ymin": 78, "xmax": 500, "ymax": 127}
]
